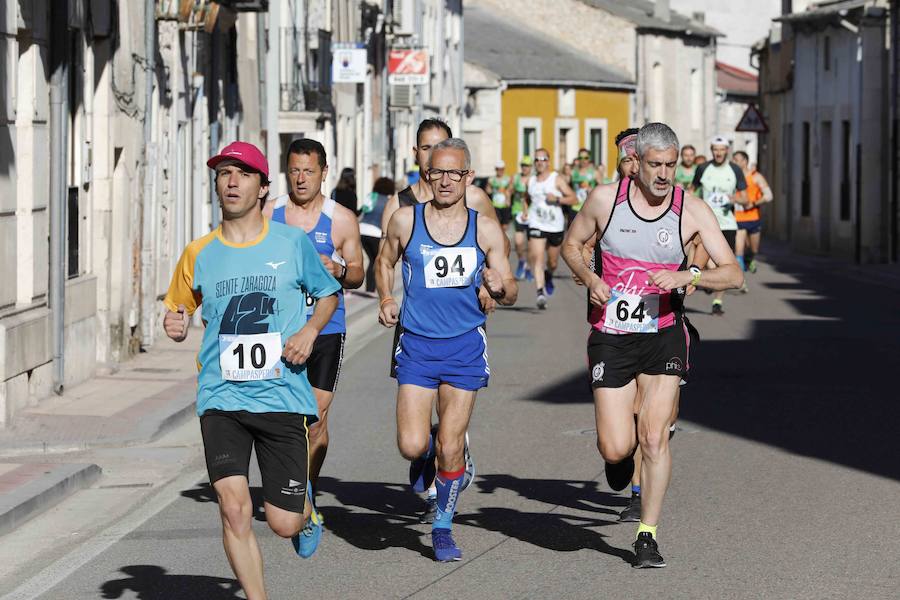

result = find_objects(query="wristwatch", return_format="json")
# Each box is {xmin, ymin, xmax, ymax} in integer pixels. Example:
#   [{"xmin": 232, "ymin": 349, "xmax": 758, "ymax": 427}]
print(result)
[
  {"xmin": 337, "ymin": 263, "xmax": 347, "ymax": 282},
  {"xmin": 688, "ymin": 265, "xmax": 702, "ymax": 287}
]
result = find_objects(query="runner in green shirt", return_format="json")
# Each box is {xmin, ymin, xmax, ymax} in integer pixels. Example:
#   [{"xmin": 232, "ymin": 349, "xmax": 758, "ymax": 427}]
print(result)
[
  {"xmin": 674, "ymin": 144, "xmax": 697, "ymax": 191},
  {"xmin": 571, "ymin": 147, "xmax": 602, "ymax": 213}
]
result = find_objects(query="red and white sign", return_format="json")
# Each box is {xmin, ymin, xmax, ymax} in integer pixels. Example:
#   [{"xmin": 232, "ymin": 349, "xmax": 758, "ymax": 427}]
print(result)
[{"xmin": 388, "ymin": 49, "xmax": 430, "ymax": 85}]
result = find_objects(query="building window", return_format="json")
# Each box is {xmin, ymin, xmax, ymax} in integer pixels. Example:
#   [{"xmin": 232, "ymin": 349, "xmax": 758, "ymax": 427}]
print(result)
[
  {"xmin": 67, "ymin": 186, "xmax": 79, "ymax": 279},
  {"xmin": 824, "ymin": 36, "xmax": 831, "ymax": 72},
  {"xmin": 691, "ymin": 68, "xmax": 702, "ymax": 130},
  {"xmin": 583, "ymin": 118, "xmax": 608, "ymax": 171},
  {"xmin": 518, "ymin": 117, "xmax": 542, "ymax": 161},
  {"xmin": 802, "ymin": 122, "xmax": 811, "ymax": 217},
  {"xmin": 652, "ymin": 62, "xmax": 664, "ymax": 122},
  {"xmin": 841, "ymin": 120, "xmax": 851, "ymax": 220}
]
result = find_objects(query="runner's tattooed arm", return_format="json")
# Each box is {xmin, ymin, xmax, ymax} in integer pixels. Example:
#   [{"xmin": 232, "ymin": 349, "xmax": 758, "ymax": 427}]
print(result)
[
  {"xmin": 329, "ymin": 202, "xmax": 365, "ymax": 289},
  {"xmin": 375, "ymin": 206, "xmax": 414, "ymax": 327},
  {"xmin": 379, "ymin": 194, "xmax": 402, "ymax": 247},
  {"xmin": 476, "ymin": 215, "xmax": 518, "ymax": 306}
]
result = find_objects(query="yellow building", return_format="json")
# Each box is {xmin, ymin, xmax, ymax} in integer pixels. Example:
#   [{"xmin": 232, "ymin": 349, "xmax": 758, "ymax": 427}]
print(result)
[{"xmin": 463, "ymin": 6, "xmax": 634, "ymax": 179}]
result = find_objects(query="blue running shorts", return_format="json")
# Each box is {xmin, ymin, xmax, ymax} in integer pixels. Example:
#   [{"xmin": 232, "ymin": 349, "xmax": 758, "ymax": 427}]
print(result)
[{"xmin": 395, "ymin": 328, "xmax": 490, "ymax": 391}]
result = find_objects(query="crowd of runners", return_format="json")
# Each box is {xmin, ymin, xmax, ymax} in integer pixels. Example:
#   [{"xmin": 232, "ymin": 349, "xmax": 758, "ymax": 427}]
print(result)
[{"xmin": 162, "ymin": 116, "xmax": 766, "ymax": 597}]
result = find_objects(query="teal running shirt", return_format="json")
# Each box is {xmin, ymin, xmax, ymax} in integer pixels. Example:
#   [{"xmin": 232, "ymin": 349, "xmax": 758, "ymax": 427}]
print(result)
[{"xmin": 164, "ymin": 219, "xmax": 341, "ymax": 418}]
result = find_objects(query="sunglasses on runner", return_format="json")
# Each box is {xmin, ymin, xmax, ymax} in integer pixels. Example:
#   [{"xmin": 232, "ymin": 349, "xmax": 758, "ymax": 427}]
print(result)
[
  {"xmin": 534, "ymin": 157, "xmax": 550, "ymax": 162},
  {"xmin": 578, "ymin": 155, "xmax": 590, "ymax": 160},
  {"xmin": 426, "ymin": 168, "xmax": 470, "ymax": 182}
]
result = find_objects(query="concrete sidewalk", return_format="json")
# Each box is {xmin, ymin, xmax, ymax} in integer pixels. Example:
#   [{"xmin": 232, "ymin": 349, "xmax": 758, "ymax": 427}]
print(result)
[{"xmin": 0, "ymin": 289, "xmax": 381, "ymax": 536}]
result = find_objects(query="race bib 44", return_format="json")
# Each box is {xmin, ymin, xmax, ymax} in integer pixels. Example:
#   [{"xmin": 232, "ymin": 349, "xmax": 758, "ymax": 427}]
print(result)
[
  {"xmin": 603, "ymin": 290, "xmax": 660, "ymax": 333},
  {"xmin": 219, "ymin": 332, "xmax": 284, "ymax": 381},
  {"xmin": 423, "ymin": 247, "xmax": 477, "ymax": 288}
]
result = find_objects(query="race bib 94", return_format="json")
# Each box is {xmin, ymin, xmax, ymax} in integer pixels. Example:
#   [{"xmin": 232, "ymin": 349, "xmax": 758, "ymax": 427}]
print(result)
[
  {"xmin": 423, "ymin": 247, "xmax": 477, "ymax": 288},
  {"xmin": 218, "ymin": 332, "xmax": 284, "ymax": 381},
  {"xmin": 603, "ymin": 290, "xmax": 660, "ymax": 333}
]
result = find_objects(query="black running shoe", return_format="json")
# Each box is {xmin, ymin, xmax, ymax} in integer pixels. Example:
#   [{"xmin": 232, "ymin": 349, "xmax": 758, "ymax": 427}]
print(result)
[
  {"xmin": 419, "ymin": 495, "xmax": 438, "ymax": 524},
  {"xmin": 604, "ymin": 455, "xmax": 634, "ymax": 492},
  {"xmin": 633, "ymin": 532, "xmax": 666, "ymax": 568},
  {"xmin": 618, "ymin": 492, "xmax": 641, "ymax": 523},
  {"xmin": 711, "ymin": 301, "xmax": 724, "ymax": 316}
]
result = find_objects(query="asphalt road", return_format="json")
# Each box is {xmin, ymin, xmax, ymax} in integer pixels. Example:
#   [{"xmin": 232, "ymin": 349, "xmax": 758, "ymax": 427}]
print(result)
[{"xmin": 9, "ymin": 252, "xmax": 900, "ymax": 600}]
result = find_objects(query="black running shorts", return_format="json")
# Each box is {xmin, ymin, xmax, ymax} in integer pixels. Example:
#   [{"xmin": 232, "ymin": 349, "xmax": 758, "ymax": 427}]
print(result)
[
  {"xmin": 389, "ymin": 324, "xmax": 403, "ymax": 379},
  {"xmin": 722, "ymin": 229, "xmax": 737, "ymax": 253},
  {"xmin": 496, "ymin": 206, "xmax": 512, "ymax": 225},
  {"xmin": 200, "ymin": 409, "xmax": 311, "ymax": 513},
  {"xmin": 306, "ymin": 332, "xmax": 345, "ymax": 393},
  {"xmin": 528, "ymin": 228, "xmax": 564, "ymax": 247},
  {"xmin": 587, "ymin": 320, "xmax": 696, "ymax": 389}
]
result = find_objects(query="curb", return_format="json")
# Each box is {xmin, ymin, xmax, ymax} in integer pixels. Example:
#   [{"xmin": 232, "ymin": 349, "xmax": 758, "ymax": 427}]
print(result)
[{"xmin": 0, "ymin": 463, "xmax": 102, "ymax": 536}]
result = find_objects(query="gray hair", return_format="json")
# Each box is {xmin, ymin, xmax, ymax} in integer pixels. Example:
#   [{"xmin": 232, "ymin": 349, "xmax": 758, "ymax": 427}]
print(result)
[
  {"xmin": 428, "ymin": 137, "xmax": 472, "ymax": 170},
  {"xmin": 635, "ymin": 122, "xmax": 680, "ymax": 158}
]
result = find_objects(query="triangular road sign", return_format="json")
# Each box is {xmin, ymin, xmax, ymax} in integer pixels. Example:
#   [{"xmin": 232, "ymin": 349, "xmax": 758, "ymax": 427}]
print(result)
[{"xmin": 735, "ymin": 104, "xmax": 768, "ymax": 133}]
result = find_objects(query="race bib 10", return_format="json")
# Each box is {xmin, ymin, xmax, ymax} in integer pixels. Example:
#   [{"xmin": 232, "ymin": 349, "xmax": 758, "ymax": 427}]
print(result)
[
  {"xmin": 218, "ymin": 332, "xmax": 284, "ymax": 381},
  {"xmin": 423, "ymin": 247, "xmax": 477, "ymax": 288},
  {"xmin": 603, "ymin": 290, "xmax": 660, "ymax": 333}
]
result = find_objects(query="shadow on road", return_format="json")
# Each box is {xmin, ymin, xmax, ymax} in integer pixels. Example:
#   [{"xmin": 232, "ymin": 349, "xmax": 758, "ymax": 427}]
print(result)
[
  {"xmin": 455, "ymin": 509, "xmax": 633, "ymax": 564},
  {"xmin": 520, "ymin": 252, "xmax": 900, "ymax": 482},
  {"xmin": 180, "ymin": 483, "xmax": 267, "ymax": 522},
  {"xmin": 476, "ymin": 474, "xmax": 625, "ymax": 515},
  {"xmin": 99, "ymin": 565, "xmax": 241, "ymax": 599},
  {"xmin": 316, "ymin": 477, "xmax": 432, "ymax": 557}
]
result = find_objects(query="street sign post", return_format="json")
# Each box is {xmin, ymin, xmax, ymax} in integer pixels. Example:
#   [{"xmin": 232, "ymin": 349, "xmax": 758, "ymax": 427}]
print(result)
[
  {"xmin": 331, "ymin": 42, "xmax": 367, "ymax": 84},
  {"xmin": 388, "ymin": 49, "xmax": 429, "ymax": 85},
  {"xmin": 735, "ymin": 104, "xmax": 768, "ymax": 133}
]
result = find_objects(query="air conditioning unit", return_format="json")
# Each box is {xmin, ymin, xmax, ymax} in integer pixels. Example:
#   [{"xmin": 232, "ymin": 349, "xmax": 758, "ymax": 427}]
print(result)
[
  {"xmin": 391, "ymin": 84, "xmax": 415, "ymax": 107},
  {"xmin": 394, "ymin": 0, "xmax": 415, "ymax": 36}
]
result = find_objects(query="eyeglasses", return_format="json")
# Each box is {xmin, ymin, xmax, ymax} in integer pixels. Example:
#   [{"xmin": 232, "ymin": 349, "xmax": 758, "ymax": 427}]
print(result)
[
  {"xmin": 426, "ymin": 168, "xmax": 470, "ymax": 182},
  {"xmin": 534, "ymin": 157, "xmax": 550, "ymax": 162}
]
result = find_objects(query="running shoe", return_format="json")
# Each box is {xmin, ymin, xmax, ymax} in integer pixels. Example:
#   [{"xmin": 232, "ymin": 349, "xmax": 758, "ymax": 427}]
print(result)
[
  {"xmin": 545, "ymin": 270, "xmax": 555, "ymax": 295},
  {"xmin": 711, "ymin": 301, "xmax": 724, "ymax": 316},
  {"xmin": 604, "ymin": 455, "xmax": 634, "ymax": 492},
  {"xmin": 669, "ymin": 423, "xmax": 677, "ymax": 440},
  {"xmin": 740, "ymin": 282, "xmax": 749, "ymax": 294},
  {"xmin": 419, "ymin": 494, "xmax": 438, "ymax": 524},
  {"xmin": 632, "ymin": 532, "xmax": 666, "ymax": 568},
  {"xmin": 461, "ymin": 432, "xmax": 476, "ymax": 492},
  {"xmin": 432, "ymin": 528, "xmax": 462, "ymax": 562},
  {"xmin": 536, "ymin": 291, "xmax": 547, "ymax": 310},
  {"xmin": 525, "ymin": 268, "xmax": 533, "ymax": 281},
  {"xmin": 292, "ymin": 486, "xmax": 323, "ymax": 559},
  {"xmin": 409, "ymin": 425, "xmax": 437, "ymax": 493},
  {"xmin": 748, "ymin": 259, "xmax": 758, "ymax": 273},
  {"xmin": 515, "ymin": 260, "xmax": 526, "ymax": 280},
  {"xmin": 618, "ymin": 492, "xmax": 641, "ymax": 523}
]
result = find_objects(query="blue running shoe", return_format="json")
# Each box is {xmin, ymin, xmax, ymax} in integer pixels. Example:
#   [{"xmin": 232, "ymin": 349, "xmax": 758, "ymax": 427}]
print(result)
[
  {"xmin": 525, "ymin": 268, "xmax": 533, "ymax": 281},
  {"xmin": 461, "ymin": 432, "xmax": 475, "ymax": 492},
  {"xmin": 432, "ymin": 528, "xmax": 462, "ymax": 562},
  {"xmin": 409, "ymin": 425, "xmax": 437, "ymax": 493},
  {"xmin": 545, "ymin": 270, "xmax": 555, "ymax": 296},
  {"xmin": 292, "ymin": 485, "xmax": 323, "ymax": 559},
  {"xmin": 515, "ymin": 260, "xmax": 526, "ymax": 280}
]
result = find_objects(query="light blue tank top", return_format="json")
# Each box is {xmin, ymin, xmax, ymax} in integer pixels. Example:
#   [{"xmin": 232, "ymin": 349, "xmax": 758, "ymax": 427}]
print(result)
[
  {"xmin": 401, "ymin": 203, "xmax": 486, "ymax": 338},
  {"xmin": 272, "ymin": 197, "xmax": 346, "ymax": 335}
]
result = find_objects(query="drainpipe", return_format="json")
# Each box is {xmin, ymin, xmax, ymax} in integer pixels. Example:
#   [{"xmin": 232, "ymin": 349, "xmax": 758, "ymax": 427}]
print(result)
[
  {"xmin": 140, "ymin": 0, "xmax": 157, "ymax": 346},
  {"xmin": 265, "ymin": 3, "xmax": 280, "ymax": 194},
  {"xmin": 49, "ymin": 1, "xmax": 69, "ymax": 395}
]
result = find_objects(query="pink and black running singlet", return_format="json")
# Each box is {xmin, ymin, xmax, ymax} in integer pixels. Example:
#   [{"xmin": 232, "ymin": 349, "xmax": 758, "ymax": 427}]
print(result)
[{"xmin": 590, "ymin": 177, "xmax": 687, "ymax": 335}]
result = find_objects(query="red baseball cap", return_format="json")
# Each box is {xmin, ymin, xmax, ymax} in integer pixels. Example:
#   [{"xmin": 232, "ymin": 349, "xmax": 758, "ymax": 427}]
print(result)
[{"xmin": 207, "ymin": 141, "xmax": 269, "ymax": 180}]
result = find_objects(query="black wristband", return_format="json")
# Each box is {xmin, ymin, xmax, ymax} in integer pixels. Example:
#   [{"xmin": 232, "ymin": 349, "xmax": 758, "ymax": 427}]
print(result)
[{"xmin": 338, "ymin": 264, "xmax": 347, "ymax": 282}]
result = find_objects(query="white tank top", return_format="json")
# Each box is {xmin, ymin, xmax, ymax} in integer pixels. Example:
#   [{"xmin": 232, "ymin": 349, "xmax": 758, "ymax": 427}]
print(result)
[{"xmin": 527, "ymin": 172, "xmax": 565, "ymax": 233}]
